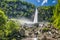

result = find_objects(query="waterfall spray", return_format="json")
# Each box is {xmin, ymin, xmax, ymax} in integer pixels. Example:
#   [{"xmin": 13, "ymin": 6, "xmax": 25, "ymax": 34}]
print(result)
[{"xmin": 33, "ymin": 8, "xmax": 38, "ymax": 23}]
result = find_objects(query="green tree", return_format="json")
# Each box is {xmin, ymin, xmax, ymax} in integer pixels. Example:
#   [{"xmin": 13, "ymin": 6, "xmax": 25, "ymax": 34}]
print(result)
[
  {"xmin": 0, "ymin": 10, "xmax": 7, "ymax": 27},
  {"xmin": 52, "ymin": 0, "xmax": 60, "ymax": 29},
  {"xmin": 0, "ymin": 10, "xmax": 20, "ymax": 40},
  {"xmin": 0, "ymin": 10, "xmax": 7, "ymax": 39},
  {"xmin": 5, "ymin": 20, "xmax": 20, "ymax": 36}
]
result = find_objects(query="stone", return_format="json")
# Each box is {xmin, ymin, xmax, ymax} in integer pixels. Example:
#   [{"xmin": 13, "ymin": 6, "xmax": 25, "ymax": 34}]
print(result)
[{"xmin": 41, "ymin": 35, "xmax": 47, "ymax": 40}]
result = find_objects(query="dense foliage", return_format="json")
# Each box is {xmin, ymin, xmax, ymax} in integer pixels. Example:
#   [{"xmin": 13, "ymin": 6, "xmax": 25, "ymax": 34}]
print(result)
[
  {"xmin": 0, "ymin": 10, "xmax": 7, "ymax": 26},
  {"xmin": 0, "ymin": 0, "xmax": 60, "ymax": 40},
  {"xmin": 0, "ymin": 10, "xmax": 21, "ymax": 40},
  {"xmin": 38, "ymin": 6, "xmax": 53, "ymax": 21},
  {"xmin": 0, "ymin": 0, "xmax": 53, "ymax": 21},
  {"xmin": 0, "ymin": 0, "xmax": 35, "ymax": 18},
  {"xmin": 52, "ymin": 0, "xmax": 60, "ymax": 29}
]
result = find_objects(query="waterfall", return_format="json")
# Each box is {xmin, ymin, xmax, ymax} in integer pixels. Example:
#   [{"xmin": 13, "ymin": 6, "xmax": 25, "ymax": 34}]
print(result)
[{"xmin": 33, "ymin": 8, "xmax": 38, "ymax": 23}]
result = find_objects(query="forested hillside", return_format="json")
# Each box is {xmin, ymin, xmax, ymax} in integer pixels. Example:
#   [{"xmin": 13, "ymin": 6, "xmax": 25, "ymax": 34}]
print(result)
[
  {"xmin": 0, "ymin": 0, "xmax": 53, "ymax": 21},
  {"xmin": 0, "ymin": 0, "xmax": 60, "ymax": 40},
  {"xmin": 0, "ymin": 0, "xmax": 35, "ymax": 18},
  {"xmin": 38, "ymin": 6, "xmax": 54, "ymax": 21}
]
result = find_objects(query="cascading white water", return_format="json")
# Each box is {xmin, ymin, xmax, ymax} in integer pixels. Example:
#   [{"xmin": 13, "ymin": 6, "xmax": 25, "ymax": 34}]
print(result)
[
  {"xmin": 33, "ymin": 8, "xmax": 38, "ymax": 23},
  {"xmin": 10, "ymin": 8, "xmax": 38, "ymax": 25}
]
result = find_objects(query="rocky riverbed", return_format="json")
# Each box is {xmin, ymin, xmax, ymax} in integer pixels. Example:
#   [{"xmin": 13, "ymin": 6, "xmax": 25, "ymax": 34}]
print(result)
[{"xmin": 19, "ymin": 24, "xmax": 60, "ymax": 40}]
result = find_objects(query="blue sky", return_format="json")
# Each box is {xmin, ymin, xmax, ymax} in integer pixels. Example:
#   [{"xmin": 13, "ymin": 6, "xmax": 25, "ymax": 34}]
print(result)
[{"xmin": 22, "ymin": 0, "xmax": 57, "ymax": 7}]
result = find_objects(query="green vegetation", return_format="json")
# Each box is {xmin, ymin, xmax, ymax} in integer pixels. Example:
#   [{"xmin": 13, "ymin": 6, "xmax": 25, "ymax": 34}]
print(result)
[
  {"xmin": 52, "ymin": 0, "xmax": 60, "ymax": 29},
  {"xmin": 42, "ymin": 28, "xmax": 49, "ymax": 32},
  {"xmin": 0, "ymin": 10, "xmax": 21, "ymax": 40},
  {"xmin": 0, "ymin": 10, "xmax": 7, "ymax": 27},
  {"xmin": 0, "ymin": 0, "xmax": 60, "ymax": 40},
  {"xmin": 38, "ymin": 6, "xmax": 53, "ymax": 21},
  {"xmin": 0, "ymin": 0, "xmax": 35, "ymax": 18},
  {"xmin": 0, "ymin": 0, "xmax": 53, "ymax": 21}
]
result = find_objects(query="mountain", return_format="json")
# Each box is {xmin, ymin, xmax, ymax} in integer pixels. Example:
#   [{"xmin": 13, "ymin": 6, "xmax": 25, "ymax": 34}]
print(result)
[
  {"xmin": 0, "ymin": 0, "xmax": 54, "ymax": 22},
  {"xmin": 0, "ymin": 0, "xmax": 35, "ymax": 18}
]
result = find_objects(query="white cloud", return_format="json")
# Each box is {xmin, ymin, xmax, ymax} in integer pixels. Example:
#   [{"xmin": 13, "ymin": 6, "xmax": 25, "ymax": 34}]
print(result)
[
  {"xmin": 41, "ymin": 0, "xmax": 48, "ymax": 6},
  {"xmin": 52, "ymin": 0, "xmax": 56, "ymax": 3},
  {"xmin": 37, "ymin": 0, "xmax": 40, "ymax": 2}
]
